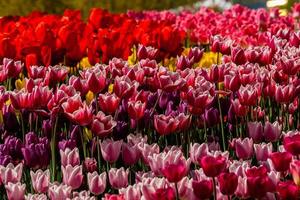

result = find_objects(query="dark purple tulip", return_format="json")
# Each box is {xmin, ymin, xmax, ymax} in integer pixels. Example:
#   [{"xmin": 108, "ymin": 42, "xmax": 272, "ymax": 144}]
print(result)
[
  {"xmin": 0, "ymin": 154, "xmax": 12, "ymax": 166},
  {"xmin": 4, "ymin": 136, "xmax": 23, "ymax": 161},
  {"xmin": 113, "ymin": 121, "xmax": 128, "ymax": 140},
  {"xmin": 3, "ymin": 105, "xmax": 19, "ymax": 133},
  {"xmin": 58, "ymin": 139, "xmax": 77, "ymax": 151},
  {"xmin": 42, "ymin": 119, "xmax": 52, "ymax": 138},
  {"xmin": 205, "ymin": 107, "xmax": 220, "ymax": 127}
]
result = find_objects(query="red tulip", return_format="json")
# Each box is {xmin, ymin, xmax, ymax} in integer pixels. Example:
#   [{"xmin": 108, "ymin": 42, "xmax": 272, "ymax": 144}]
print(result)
[
  {"xmin": 275, "ymin": 84, "xmax": 295, "ymax": 104},
  {"xmin": 224, "ymin": 73, "xmax": 240, "ymax": 92},
  {"xmin": 231, "ymin": 47, "xmax": 246, "ymax": 65},
  {"xmin": 91, "ymin": 111, "xmax": 116, "ymax": 138},
  {"xmin": 290, "ymin": 160, "xmax": 300, "ymax": 186},
  {"xmin": 114, "ymin": 76, "xmax": 138, "ymax": 99},
  {"xmin": 127, "ymin": 100, "xmax": 146, "ymax": 120},
  {"xmin": 158, "ymin": 71, "xmax": 185, "ymax": 92},
  {"xmin": 98, "ymin": 93, "xmax": 120, "ymax": 114},
  {"xmin": 237, "ymin": 85, "xmax": 258, "ymax": 106},
  {"xmin": 277, "ymin": 181, "xmax": 299, "ymax": 200},
  {"xmin": 122, "ymin": 142, "xmax": 140, "ymax": 166},
  {"xmin": 192, "ymin": 179, "xmax": 213, "ymax": 200},
  {"xmin": 283, "ymin": 131, "xmax": 300, "ymax": 156},
  {"xmin": 154, "ymin": 114, "xmax": 179, "ymax": 136},
  {"xmin": 269, "ymin": 152, "xmax": 292, "ymax": 172},
  {"xmin": 218, "ymin": 172, "xmax": 238, "ymax": 195},
  {"xmin": 200, "ymin": 155, "xmax": 227, "ymax": 177},
  {"xmin": 3, "ymin": 58, "xmax": 23, "ymax": 78},
  {"xmin": 186, "ymin": 87, "xmax": 213, "ymax": 115},
  {"xmin": 86, "ymin": 71, "xmax": 106, "ymax": 94}
]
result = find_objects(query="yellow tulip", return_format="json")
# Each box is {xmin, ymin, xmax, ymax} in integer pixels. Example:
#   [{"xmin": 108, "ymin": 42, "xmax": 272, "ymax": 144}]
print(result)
[
  {"xmin": 79, "ymin": 57, "xmax": 92, "ymax": 70},
  {"xmin": 15, "ymin": 78, "xmax": 25, "ymax": 90},
  {"xmin": 108, "ymin": 84, "xmax": 114, "ymax": 93},
  {"xmin": 85, "ymin": 90, "xmax": 94, "ymax": 105}
]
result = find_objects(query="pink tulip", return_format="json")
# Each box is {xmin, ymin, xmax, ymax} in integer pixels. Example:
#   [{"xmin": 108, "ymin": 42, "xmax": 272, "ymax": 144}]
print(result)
[
  {"xmin": 109, "ymin": 167, "xmax": 129, "ymax": 189},
  {"xmin": 0, "ymin": 163, "xmax": 23, "ymax": 184},
  {"xmin": 264, "ymin": 121, "xmax": 281, "ymax": 142},
  {"xmin": 290, "ymin": 160, "xmax": 300, "ymax": 186},
  {"xmin": 30, "ymin": 169, "xmax": 50, "ymax": 193},
  {"xmin": 254, "ymin": 143, "xmax": 273, "ymax": 161},
  {"xmin": 25, "ymin": 194, "xmax": 47, "ymax": 200},
  {"xmin": 87, "ymin": 171, "xmax": 106, "ymax": 195},
  {"xmin": 71, "ymin": 190, "xmax": 95, "ymax": 200},
  {"xmin": 189, "ymin": 143, "xmax": 208, "ymax": 165},
  {"xmin": 235, "ymin": 177, "xmax": 249, "ymax": 199},
  {"xmin": 161, "ymin": 149, "xmax": 191, "ymax": 183},
  {"xmin": 127, "ymin": 133, "xmax": 147, "ymax": 145},
  {"xmin": 229, "ymin": 160, "xmax": 250, "ymax": 177},
  {"xmin": 247, "ymin": 121, "xmax": 263, "ymax": 142},
  {"xmin": 138, "ymin": 142, "xmax": 160, "ymax": 165},
  {"xmin": 60, "ymin": 147, "xmax": 80, "ymax": 167},
  {"xmin": 148, "ymin": 152, "xmax": 165, "ymax": 175},
  {"xmin": 119, "ymin": 185, "xmax": 141, "ymax": 200},
  {"xmin": 48, "ymin": 184, "xmax": 72, "ymax": 200},
  {"xmin": 122, "ymin": 142, "xmax": 140, "ymax": 166},
  {"xmin": 5, "ymin": 182, "xmax": 26, "ymax": 200},
  {"xmin": 234, "ymin": 138, "xmax": 253, "ymax": 160},
  {"xmin": 141, "ymin": 177, "xmax": 175, "ymax": 200},
  {"xmin": 61, "ymin": 165, "xmax": 83, "ymax": 190},
  {"xmin": 100, "ymin": 138, "xmax": 123, "ymax": 163}
]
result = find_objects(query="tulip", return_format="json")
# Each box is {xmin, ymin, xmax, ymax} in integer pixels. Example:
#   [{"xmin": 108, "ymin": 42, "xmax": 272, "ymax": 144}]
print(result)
[
  {"xmin": 229, "ymin": 160, "xmax": 250, "ymax": 177},
  {"xmin": 48, "ymin": 184, "xmax": 72, "ymax": 200},
  {"xmin": 61, "ymin": 165, "xmax": 83, "ymax": 190},
  {"xmin": 87, "ymin": 171, "xmax": 107, "ymax": 195},
  {"xmin": 4, "ymin": 58, "xmax": 23, "ymax": 78},
  {"xmin": 103, "ymin": 194, "xmax": 125, "ymax": 200},
  {"xmin": 98, "ymin": 93, "xmax": 120, "ymax": 114},
  {"xmin": 119, "ymin": 185, "xmax": 141, "ymax": 200},
  {"xmin": 188, "ymin": 47, "xmax": 204, "ymax": 63},
  {"xmin": 176, "ymin": 56, "xmax": 193, "ymax": 70},
  {"xmin": 86, "ymin": 71, "xmax": 106, "ymax": 94},
  {"xmin": 264, "ymin": 121, "xmax": 281, "ymax": 142},
  {"xmin": 290, "ymin": 160, "xmax": 300, "ymax": 186},
  {"xmin": 114, "ymin": 76, "xmax": 138, "ymax": 98},
  {"xmin": 83, "ymin": 157, "xmax": 97, "ymax": 173},
  {"xmin": 100, "ymin": 138, "xmax": 122, "ymax": 163},
  {"xmin": 127, "ymin": 100, "xmax": 146, "ymax": 120},
  {"xmin": 158, "ymin": 72, "xmax": 185, "ymax": 92},
  {"xmin": 0, "ymin": 163, "xmax": 23, "ymax": 184},
  {"xmin": 30, "ymin": 169, "xmax": 50, "ymax": 193},
  {"xmin": 200, "ymin": 155, "xmax": 227, "ymax": 177},
  {"xmin": 141, "ymin": 177, "xmax": 175, "ymax": 200},
  {"xmin": 270, "ymin": 152, "xmax": 292, "ymax": 172},
  {"xmin": 60, "ymin": 148, "xmax": 80, "ymax": 167},
  {"xmin": 91, "ymin": 111, "xmax": 116, "ymax": 138},
  {"xmin": 247, "ymin": 121, "xmax": 263, "ymax": 142},
  {"xmin": 154, "ymin": 114, "xmax": 179, "ymax": 136},
  {"xmin": 5, "ymin": 182, "xmax": 26, "ymax": 200},
  {"xmin": 137, "ymin": 44, "xmax": 158, "ymax": 61},
  {"xmin": 109, "ymin": 167, "xmax": 129, "ymax": 189},
  {"xmin": 122, "ymin": 142, "xmax": 140, "ymax": 166},
  {"xmin": 283, "ymin": 131, "xmax": 300, "ymax": 155},
  {"xmin": 224, "ymin": 74, "xmax": 240, "ymax": 92},
  {"xmin": 246, "ymin": 166, "xmax": 273, "ymax": 198},
  {"xmin": 138, "ymin": 143, "xmax": 160, "ymax": 165},
  {"xmin": 218, "ymin": 172, "xmax": 238, "ymax": 196},
  {"xmin": 237, "ymin": 85, "xmax": 258, "ymax": 106},
  {"xmin": 275, "ymin": 84, "xmax": 295, "ymax": 104},
  {"xmin": 231, "ymin": 47, "xmax": 246, "ymax": 65},
  {"xmin": 235, "ymin": 177, "xmax": 249, "ymax": 199},
  {"xmin": 192, "ymin": 179, "xmax": 213, "ymax": 200},
  {"xmin": 277, "ymin": 181, "xmax": 299, "ymax": 200},
  {"xmin": 254, "ymin": 142, "xmax": 272, "ymax": 161},
  {"xmin": 189, "ymin": 143, "xmax": 209, "ymax": 165},
  {"xmin": 25, "ymin": 194, "xmax": 47, "ymax": 200},
  {"xmin": 161, "ymin": 150, "xmax": 190, "ymax": 183},
  {"xmin": 186, "ymin": 87, "xmax": 214, "ymax": 115},
  {"xmin": 234, "ymin": 138, "xmax": 254, "ymax": 160}
]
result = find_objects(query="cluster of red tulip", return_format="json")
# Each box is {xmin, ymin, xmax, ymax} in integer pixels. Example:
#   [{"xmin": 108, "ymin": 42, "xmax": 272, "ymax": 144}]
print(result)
[{"xmin": 1, "ymin": 3, "xmax": 300, "ymax": 200}]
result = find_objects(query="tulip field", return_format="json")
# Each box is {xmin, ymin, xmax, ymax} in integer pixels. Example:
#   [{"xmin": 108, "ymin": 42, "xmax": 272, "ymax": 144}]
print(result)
[{"xmin": 2, "ymin": 3, "xmax": 300, "ymax": 200}]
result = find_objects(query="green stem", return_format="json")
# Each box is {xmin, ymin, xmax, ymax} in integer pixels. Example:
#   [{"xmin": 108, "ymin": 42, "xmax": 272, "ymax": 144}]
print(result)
[
  {"xmin": 80, "ymin": 127, "xmax": 87, "ymax": 158},
  {"xmin": 175, "ymin": 182, "xmax": 180, "ymax": 200},
  {"xmin": 97, "ymin": 136, "xmax": 101, "ymax": 171},
  {"xmin": 213, "ymin": 177, "xmax": 217, "ymax": 200},
  {"xmin": 217, "ymin": 95, "xmax": 226, "ymax": 151},
  {"xmin": 51, "ymin": 116, "xmax": 58, "ymax": 182}
]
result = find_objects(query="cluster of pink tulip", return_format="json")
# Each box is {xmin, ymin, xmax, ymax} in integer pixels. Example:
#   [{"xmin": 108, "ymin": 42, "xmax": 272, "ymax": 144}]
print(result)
[{"xmin": 1, "ymin": 3, "xmax": 300, "ymax": 200}]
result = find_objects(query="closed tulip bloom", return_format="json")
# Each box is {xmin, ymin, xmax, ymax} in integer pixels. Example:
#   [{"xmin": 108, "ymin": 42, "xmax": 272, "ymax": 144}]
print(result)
[
  {"xmin": 5, "ymin": 182, "xmax": 26, "ymax": 200},
  {"xmin": 127, "ymin": 100, "xmax": 146, "ymax": 120},
  {"xmin": 247, "ymin": 121, "xmax": 263, "ymax": 142},
  {"xmin": 264, "ymin": 121, "xmax": 281, "ymax": 142},
  {"xmin": 30, "ymin": 169, "xmax": 50, "ymax": 193},
  {"xmin": 224, "ymin": 74, "xmax": 240, "ymax": 92},
  {"xmin": 119, "ymin": 185, "xmax": 141, "ymax": 200},
  {"xmin": 87, "ymin": 171, "xmax": 107, "ymax": 195},
  {"xmin": 122, "ymin": 143, "xmax": 140, "ymax": 166},
  {"xmin": 109, "ymin": 167, "xmax": 129, "ymax": 189},
  {"xmin": 141, "ymin": 177, "xmax": 175, "ymax": 200},
  {"xmin": 192, "ymin": 179, "xmax": 213, "ymax": 200},
  {"xmin": 283, "ymin": 131, "xmax": 300, "ymax": 155},
  {"xmin": 154, "ymin": 114, "xmax": 179, "ymax": 136},
  {"xmin": 4, "ymin": 58, "xmax": 23, "ymax": 78},
  {"xmin": 290, "ymin": 160, "xmax": 300, "ymax": 186},
  {"xmin": 98, "ymin": 93, "xmax": 120, "ymax": 114},
  {"xmin": 200, "ymin": 155, "xmax": 227, "ymax": 177},
  {"xmin": 275, "ymin": 84, "xmax": 295, "ymax": 104},
  {"xmin": 138, "ymin": 143, "xmax": 160, "ymax": 165},
  {"xmin": 83, "ymin": 157, "xmax": 97, "ymax": 173},
  {"xmin": 161, "ymin": 150, "xmax": 191, "ymax": 183},
  {"xmin": 100, "ymin": 138, "xmax": 122, "ymax": 163},
  {"xmin": 48, "ymin": 184, "xmax": 72, "ymax": 200},
  {"xmin": 254, "ymin": 143, "xmax": 272, "ymax": 161},
  {"xmin": 60, "ymin": 147, "xmax": 80, "ymax": 167},
  {"xmin": 61, "ymin": 165, "xmax": 83, "ymax": 190},
  {"xmin": 235, "ymin": 176, "xmax": 249, "ymax": 199},
  {"xmin": 234, "ymin": 138, "xmax": 254, "ymax": 160},
  {"xmin": 218, "ymin": 172, "xmax": 238, "ymax": 195},
  {"xmin": 86, "ymin": 71, "xmax": 106, "ymax": 94},
  {"xmin": 277, "ymin": 181, "xmax": 299, "ymax": 200},
  {"xmin": 270, "ymin": 152, "xmax": 292, "ymax": 172},
  {"xmin": 231, "ymin": 47, "xmax": 247, "ymax": 65},
  {"xmin": 189, "ymin": 143, "xmax": 209, "ymax": 165},
  {"xmin": 0, "ymin": 163, "xmax": 23, "ymax": 184}
]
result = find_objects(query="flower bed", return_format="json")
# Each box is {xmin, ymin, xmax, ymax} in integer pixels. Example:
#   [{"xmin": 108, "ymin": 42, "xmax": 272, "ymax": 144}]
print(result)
[{"xmin": 1, "ymin": 3, "xmax": 300, "ymax": 200}]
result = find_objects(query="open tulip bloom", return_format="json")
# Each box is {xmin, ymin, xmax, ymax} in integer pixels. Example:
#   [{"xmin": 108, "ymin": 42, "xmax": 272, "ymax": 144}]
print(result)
[{"xmin": 2, "ymin": 3, "xmax": 300, "ymax": 200}]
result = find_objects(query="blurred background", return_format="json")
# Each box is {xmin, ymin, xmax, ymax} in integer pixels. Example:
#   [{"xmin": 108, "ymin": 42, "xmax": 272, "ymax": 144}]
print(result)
[{"xmin": 0, "ymin": 0, "xmax": 298, "ymax": 17}]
